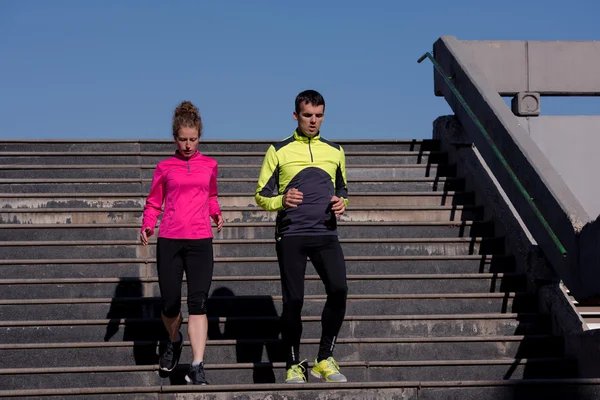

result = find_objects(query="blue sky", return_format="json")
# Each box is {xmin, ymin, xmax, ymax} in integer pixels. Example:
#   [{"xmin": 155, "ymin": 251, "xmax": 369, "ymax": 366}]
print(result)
[{"xmin": 1, "ymin": 0, "xmax": 598, "ymax": 140}]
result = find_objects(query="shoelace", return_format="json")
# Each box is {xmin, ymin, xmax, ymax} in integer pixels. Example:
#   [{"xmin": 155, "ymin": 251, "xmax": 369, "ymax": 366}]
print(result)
[
  {"xmin": 289, "ymin": 362, "xmax": 306, "ymax": 379},
  {"xmin": 192, "ymin": 365, "xmax": 205, "ymax": 377},
  {"xmin": 324, "ymin": 358, "xmax": 340, "ymax": 373},
  {"xmin": 164, "ymin": 342, "xmax": 174, "ymax": 360}
]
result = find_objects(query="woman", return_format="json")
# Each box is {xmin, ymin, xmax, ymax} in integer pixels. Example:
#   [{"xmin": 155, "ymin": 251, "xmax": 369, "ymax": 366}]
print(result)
[{"xmin": 140, "ymin": 100, "xmax": 224, "ymax": 385}]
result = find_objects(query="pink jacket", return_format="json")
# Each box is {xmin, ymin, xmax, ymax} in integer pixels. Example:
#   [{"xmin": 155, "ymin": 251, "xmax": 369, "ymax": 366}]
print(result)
[{"xmin": 141, "ymin": 150, "xmax": 222, "ymax": 239}]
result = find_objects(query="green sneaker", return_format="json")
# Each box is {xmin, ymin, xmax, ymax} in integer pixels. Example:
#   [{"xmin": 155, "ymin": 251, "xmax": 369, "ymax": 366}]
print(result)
[
  {"xmin": 285, "ymin": 360, "xmax": 308, "ymax": 383},
  {"xmin": 310, "ymin": 357, "xmax": 347, "ymax": 382}
]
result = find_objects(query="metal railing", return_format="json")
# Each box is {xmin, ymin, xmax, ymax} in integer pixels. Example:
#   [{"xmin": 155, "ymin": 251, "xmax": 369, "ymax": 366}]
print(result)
[{"xmin": 418, "ymin": 51, "xmax": 567, "ymax": 256}]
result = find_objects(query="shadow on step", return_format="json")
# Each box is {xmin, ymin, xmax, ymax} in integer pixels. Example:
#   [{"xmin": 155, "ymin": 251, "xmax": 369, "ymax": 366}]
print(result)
[
  {"xmin": 207, "ymin": 286, "xmax": 281, "ymax": 383},
  {"xmin": 103, "ymin": 278, "xmax": 158, "ymax": 366},
  {"xmin": 497, "ymin": 293, "xmax": 583, "ymax": 398}
]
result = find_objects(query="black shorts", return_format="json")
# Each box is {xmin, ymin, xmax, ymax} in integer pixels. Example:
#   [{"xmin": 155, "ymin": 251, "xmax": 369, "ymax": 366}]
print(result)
[{"xmin": 156, "ymin": 237, "xmax": 214, "ymax": 317}]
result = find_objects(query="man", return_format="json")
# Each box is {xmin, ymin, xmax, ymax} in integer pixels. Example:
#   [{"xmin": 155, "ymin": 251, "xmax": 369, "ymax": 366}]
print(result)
[{"xmin": 255, "ymin": 90, "xmax": 349, "ymax": 383}]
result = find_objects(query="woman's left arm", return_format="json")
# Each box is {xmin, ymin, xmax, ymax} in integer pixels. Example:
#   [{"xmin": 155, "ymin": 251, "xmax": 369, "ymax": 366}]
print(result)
[{"xmin": 209, "ymin": 163, "xmax": 223, "ymax": 231}]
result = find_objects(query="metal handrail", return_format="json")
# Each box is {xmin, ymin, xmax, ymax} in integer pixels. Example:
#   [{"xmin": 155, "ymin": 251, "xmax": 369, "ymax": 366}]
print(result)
[{"xmin": 418, "ymin": 51, "xmax": 567, "ymax": 256}]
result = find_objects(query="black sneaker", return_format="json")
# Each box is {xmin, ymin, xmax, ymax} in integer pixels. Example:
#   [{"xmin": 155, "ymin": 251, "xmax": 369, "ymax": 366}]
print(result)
[
  {"xmin": 185, "ymin": 363, "xmax": 209, "ymax": 385},
  {"xmin": 159, "ymin": 331, "xmax": 183, "ymax": 372}
]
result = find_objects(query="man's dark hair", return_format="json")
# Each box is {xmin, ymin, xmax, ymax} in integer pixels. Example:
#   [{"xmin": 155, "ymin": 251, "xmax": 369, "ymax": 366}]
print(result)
[{"xmin": 295, "ymin": 90, "xmax": 325, "ymax": 113}]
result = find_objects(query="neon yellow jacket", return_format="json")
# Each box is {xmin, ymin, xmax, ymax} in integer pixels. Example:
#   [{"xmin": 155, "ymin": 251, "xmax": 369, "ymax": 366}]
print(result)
[{"xmin": 255, "ymin": 130, "xmax": 348, "ymax": 237}]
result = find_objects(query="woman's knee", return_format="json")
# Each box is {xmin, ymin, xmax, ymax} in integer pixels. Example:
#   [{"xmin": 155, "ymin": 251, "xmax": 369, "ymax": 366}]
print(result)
[
  {"xmin": 188, "ymin": 292, "xmax": 208, "ymax": 315},
  {"xmin": 162, "ymin": 297, "xmax": 182, "ymax": 318}
]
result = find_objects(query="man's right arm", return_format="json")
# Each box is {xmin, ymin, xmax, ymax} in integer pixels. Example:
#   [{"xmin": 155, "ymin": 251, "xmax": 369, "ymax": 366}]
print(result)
[{"xmin": 255, "ymin": 145, "xmax": 284, "ymax": 211}]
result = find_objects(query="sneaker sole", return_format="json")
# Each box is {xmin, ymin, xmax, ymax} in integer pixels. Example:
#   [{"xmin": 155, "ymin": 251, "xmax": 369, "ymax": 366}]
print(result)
[
  {"xmin": 185, "ymin": 375, "xmax": 208, "ymax": 385},
  {"xmin": 159, "ymin": 353, "xmax": 181, "ymax": 372},
  {"xmin": 310, "ymin": 370, "xmax": 347, "ymax": 383},
  {"xmin": 159, "ymin": 332, "xmax": 184, "ymax": 372},
  {"xmin": 158, "ymin": 349, "xmax": 181, "ymax": 372},
  {"xmin": 159, "ymin": 363, "xmax": 177, "ymax": 372}
]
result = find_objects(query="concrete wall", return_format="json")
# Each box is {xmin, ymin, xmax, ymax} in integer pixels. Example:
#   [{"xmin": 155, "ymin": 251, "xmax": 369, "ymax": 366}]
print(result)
[
  {"xmin": 518, "ymin": 116, "xmax": 600, "ymax": 218},
  {"xmin": 451, "ymin": 40, "xmax": 600, "ymax": 95},
  {"xmin": 432, "ymin": 36, "xmax": 600, "ymax": 301},
  {"xmin": 434, "ymin": 115, "xmax": 587, "ymax": 340}
]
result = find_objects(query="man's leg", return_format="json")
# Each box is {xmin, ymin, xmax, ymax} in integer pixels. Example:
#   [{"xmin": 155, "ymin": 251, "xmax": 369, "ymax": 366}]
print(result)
[
  {"xmin": 276, "ymin": 236, "xmax": 308, "ymax": 372},
  {"xmin": 308, "ymin": 235, "xmax": 348, "ymax": 382}
]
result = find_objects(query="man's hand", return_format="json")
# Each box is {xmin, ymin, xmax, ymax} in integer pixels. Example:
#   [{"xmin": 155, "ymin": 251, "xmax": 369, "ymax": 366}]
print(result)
[
  {"xmin": 283, "ymin": 188, "xmax": 303, "ymax": 208},
  {"xmin": 330, "ymin": 196, "xmax": 346, "ymax": 217},
  {"xmin": 212, "ymin": 214, "xmax": 224, "ymax": 232},
  {"xmin": 139, "ymin": 227, "xmax": 153, "ymax": 246}
]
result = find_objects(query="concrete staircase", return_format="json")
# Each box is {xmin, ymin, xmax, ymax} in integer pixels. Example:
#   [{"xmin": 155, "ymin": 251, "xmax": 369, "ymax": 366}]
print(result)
[{"xmin": 0, "ymin": 140, "xmax": 586, "ymax": 399}]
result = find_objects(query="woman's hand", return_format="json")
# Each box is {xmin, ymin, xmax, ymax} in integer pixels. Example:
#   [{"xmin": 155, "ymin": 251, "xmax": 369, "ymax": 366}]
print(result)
[
  {"xmin": 140, "ymin": 227, "xmax": 153, "ymax": 246},
  {"xmin": 212, "ymin": 214, "xmax": 224, "ymax": 232}
]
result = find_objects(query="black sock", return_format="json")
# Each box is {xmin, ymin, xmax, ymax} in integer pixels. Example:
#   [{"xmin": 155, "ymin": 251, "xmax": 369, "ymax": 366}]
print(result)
[
  {"xmin": 317, "ymin": 333, "xmax": 337, "ymax": 362},
  {"xmin": 285, "ymin": 344, "xmax": 301, "ymax": 370},
  {"xmin": 286, "ymin": 359, "xmax": 306, "ymax": 370}
]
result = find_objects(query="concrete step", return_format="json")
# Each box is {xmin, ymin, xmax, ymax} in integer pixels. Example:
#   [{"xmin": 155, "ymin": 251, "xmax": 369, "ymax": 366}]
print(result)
[
  {"xmin": 1, "ymin": 379, "xmax": 598, "ymax": 400},
  {"xmin": 0, "ymin": 139, "xmax": 441, "ymax": 153},
  {"xmin": 0, "ymin": 358, "xmax": 577, "ymax": 390},
  {"xmin": 0, "ymin": 191, "xmax": 475, "ymax": 209},
  {"xmin": 0, "ymin": 205, "xmax": 481, "ymax": 224},
  {"xmin": 0, "ymin": 335, "xmax": 564, "ymax": 368},
  {"xmin": 0, "ymin": 255, "xmax": 514, "ymax": 279},
  {"xmin": 567, "ymin": 297, "xmax": 600, "ymax": 329},
  {"xmin": 0, "ymin": 177, "xmax": 465, "ymax": 194},
  {"xmin": 0, "ymin": 314, "xmax": 550, "ymax": 344},
  {"xmin": 0, "ymin": 151, "xmax": 449, "ymax": 166},
  {"xmin": 0, "ymin": 221, "xmax": 492, "ymax": 242},
  {"xmin": 0, "ymin": 293, "xmax": 538, "ymax": 321},
  {"xmin": 0, "ymin": 138, "xmax": 579, "ymax": 398},
  {"xmin": 0, "ymin": 273, "xmax": 526, "ymax": 299},
  {"xmin": 0, "ymin": 237, "xmax": 505, "ymax": 259},
  {"xmin": 0, "ymin": 164, "xmax": 455, "ymax": 179},
  {"xmin": 572, "ymin": 290, "xmax": 600, "ymax": 328}
]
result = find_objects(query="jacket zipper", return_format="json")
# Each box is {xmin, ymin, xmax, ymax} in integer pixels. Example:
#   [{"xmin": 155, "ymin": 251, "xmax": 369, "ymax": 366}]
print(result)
[
  {"xmin": 308, "ymin": 137, "xmax": 314, "ymax": 162},
  {"xmin": 187, "ymin": 159, "xmax": 190, "ymax": 173}
]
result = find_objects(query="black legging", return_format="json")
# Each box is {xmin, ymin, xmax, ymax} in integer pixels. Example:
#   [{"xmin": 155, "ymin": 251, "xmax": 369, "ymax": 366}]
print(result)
[
  {"xmin": 275, "ymin": 235, "xmax": 348, "ymax": 367},
  {"xmin": 156, "ymin": 238, "xmax": 214, "ymax": 317}
]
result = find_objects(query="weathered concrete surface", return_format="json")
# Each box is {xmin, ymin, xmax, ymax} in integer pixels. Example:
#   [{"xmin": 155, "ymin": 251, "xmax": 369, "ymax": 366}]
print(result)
[
  {"xmin": 434, "ymin": 115, "xmax": 596, "ymax": 376},
  {"xmin": 432, "ymin": 36, "xmax": 600, "ymax": 302},
  {"xmin": 537, "ymin": 283, "xmax": 586, "ymax": 337},
  {"xmin": 529, "ymin": 41, "xmax": 600, "ymax": 95},
  {"xmin": 433, "ymin": 116, "xmax": 556, "ymax": 286},
  {"xmin": 457, "ymin": 40, "xmax": 528, "ymax": 95},
  {"xmin": 519, "ymin": 116, "xmax": 600, "ymax": 218},
  {"xmin": 566, "ymin": 329, "xmax": 600, "ymax": 378},
  {"xmin": 450, "ymin": 39, "xmax": 600, "ymax": 95}
]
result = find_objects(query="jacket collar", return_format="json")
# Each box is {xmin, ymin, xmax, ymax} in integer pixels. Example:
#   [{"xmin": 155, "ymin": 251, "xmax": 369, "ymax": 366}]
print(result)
[
  {"xmin": 173, "ymin": 149, "xmax": 200, "ymax": 161},
  {"xmin": 294, "ymin": 129, "xmax": 320, "ymax": 143}
]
